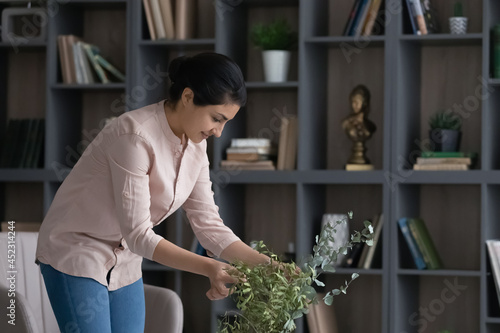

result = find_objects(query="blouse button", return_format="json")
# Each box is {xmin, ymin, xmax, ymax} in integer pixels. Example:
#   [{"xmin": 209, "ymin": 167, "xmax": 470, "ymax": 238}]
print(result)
[{"xmin": 123, "ymin": 191, "xmax": 130, "ymax": 197}]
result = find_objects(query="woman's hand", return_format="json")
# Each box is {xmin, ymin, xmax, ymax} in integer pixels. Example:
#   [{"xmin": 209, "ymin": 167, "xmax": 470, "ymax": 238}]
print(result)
[{"xmin": 205, "ymin": 260, "xmax": 239, "ymax": 301}]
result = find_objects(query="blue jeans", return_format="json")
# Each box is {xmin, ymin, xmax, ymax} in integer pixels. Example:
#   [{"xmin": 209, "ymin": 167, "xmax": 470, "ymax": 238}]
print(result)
[{"xmin": 40, "ymin": 263, "xmax": 145, "ymax": 333}]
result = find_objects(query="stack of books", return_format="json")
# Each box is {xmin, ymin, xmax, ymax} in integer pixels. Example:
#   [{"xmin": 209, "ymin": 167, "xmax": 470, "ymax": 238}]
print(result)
[
  {"xmin": 220, "ymin": 138, "xmax": 276, "ymax": 171},
  {"xmin": 57, "ymin": 35, "xmax": 125, "ymax": 84},
  {"xmin": 143, "ymin": 0, "xmax": 196, "ymax": 40},
  {"xmin": 413, "ymin": 151, "xmax": 477, "ymax": 170}
]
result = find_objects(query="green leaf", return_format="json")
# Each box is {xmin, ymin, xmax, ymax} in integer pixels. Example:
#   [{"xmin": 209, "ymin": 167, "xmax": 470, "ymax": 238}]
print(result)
[
  {"xmin": 351, "ymin": 273, "xmax": 359, "ymax": 280},
  {"xmin": 314, "ymin": 279, "xmax": 325, "ymax": 287},
  {"xmin": 324, "ymin": 294, "xmax": 334, "ymax": 306}
]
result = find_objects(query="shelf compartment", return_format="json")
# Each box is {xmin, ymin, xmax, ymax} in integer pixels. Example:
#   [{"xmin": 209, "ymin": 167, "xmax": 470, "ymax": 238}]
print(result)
[
  {"xmin": 396, "ymin": 184, "xmax": 481, "ymax": 271},
  {"xmin": 394, "ymin": 42, "xmax": 483, "ymax": 172},
  {"xmin": 323, "ymin": 273, "xmax": 383, "ymax": 333},
  {"xmin": 394, "ymin": 275, "xmax": 479, "ymax": 333},
  {"xmin": 398, "ymin": 269, "xmax": 481, "ymax": 277},
  {"xmin": 0, "ymin": 182, "xmax": 44, "ymax": 222},
  {"xmin": 52, "ymin": 1, "xmax": 127, "ymax": 85},
  {"xmin": 401, "ymin": 0, "xmax": 483, "ymax": 36},
  {"xmin": 140, "ymin": 0, "xmax": 215, "ymax": 41},
  {"xmin": 215, "ymin": 184, "xmax": 296, "ymax": 258}
]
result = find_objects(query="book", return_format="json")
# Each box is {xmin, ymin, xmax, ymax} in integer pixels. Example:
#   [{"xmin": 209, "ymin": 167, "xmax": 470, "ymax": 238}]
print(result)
[
  {"xmin": 82, "ymin": 42, "xmax": 110, "ymax": 83},
  {"xmin": 230, "ymin": 138, "xmax": 271, "ymax": 148},
  {"xmin": 175, "ymin": 0, "xmax": 196, "ymax": 39},
  {"xmin": 306, "ymin": 293, "xmax": 339, "ymax": 333},
  {"xmin": 95, "ymin": 54, "xmax": 126, "ymax": 82},
  {"xmin": 353, "ymin": 0, "xmax": 372, "ymax": 37},
  {"xmin": 21, "ymin": 118, "xmax": 40, "ymax": 168},
  {"xmin": 404, "ymin": 0, "xmax": 418, "ymax": 34},
  {"xmin": 415, "ymin": 157, "xmax": 472, "ymax": 165},
  {"xmin": 413, "ymin": 163, "xmax": 468, "ymax": 170},
  {"xmin": 409, "ymin": 0, "xmax": 428, "ymax": 35},
  {"xmin": 407, "ymin": 218, "xmax": 443, "ymax": 269},
  {"xmin": 493, "ymin": 24, "xmax": 500, "ymax": 79},
  {"xmin": 220, "ymin": 160, "xmax": 275, "ymax": 170},
  {"xmin": 361, "ymin": 213, "xmax": 383, "ymax": 269},
  {"xmin": 143, "ymin": 0, "xmax": 157, "ymax": 40},
  {"xmin": 420, "ymin": 151, "xmax": 477, "ymax": 158},
  {"xmin": 348, "ymin": 0, "xmax": 371, "ymax": 36},
  {"xmin": 277, "ymin": 116, "xmax": 290, "ymax": 170},
  {"xmin": 149, "ymin": 0, "xmax": 167, "ymax": 39},
  {"xmin": 321, "ymin": 214, "xmax": 349, "ymax": 267},
  {"xmin": 343, "ymin": 0, "xmax": 362, "ymax": 36},
  {"xmin": 1, "ymin": 119, "xmax": 21, "ymax": 168},
  {"xmin": 159, "ymin": 0, "xmax": 175, "ymax": 39},
  {"xmin": 31, "ymin": 118, "xmax": 45, "ymax": 168},
  {"xmin": 486, "ymin": 240, "xmax": 500, "ymax": 308},
  {"xmin": 226, "ymin": 146, "xmax": 276, "ymax": 156},
  {"xmin": 362, "ymin": 0, "xmax": 382, "ymax": 36},
  {"xmin": 58, "ymin": 35, "xmax": 82, "ymax": 84},
  {"xmin": 74, "ymin": 41, "xmax": 96, "ymax": 84},
  {"xmin": 397, "ymin": 218, "xmax": 427, "ymax": 270}
]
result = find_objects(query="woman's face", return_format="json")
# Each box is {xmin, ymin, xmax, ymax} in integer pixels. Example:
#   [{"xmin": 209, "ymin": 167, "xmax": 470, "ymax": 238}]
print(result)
[{"xmin": 181, "ymin": 89, "xmax": 239, "ymax": 143}]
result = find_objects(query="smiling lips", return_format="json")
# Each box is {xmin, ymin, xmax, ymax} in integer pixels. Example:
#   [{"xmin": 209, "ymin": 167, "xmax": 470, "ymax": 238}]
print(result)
[{"xmin": 202, "ymin": 132, "xmax": 210, "ymax": 140}]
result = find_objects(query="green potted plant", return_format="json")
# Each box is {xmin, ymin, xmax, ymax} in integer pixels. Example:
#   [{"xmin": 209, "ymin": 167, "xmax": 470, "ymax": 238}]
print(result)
[
  {"xmin": 250, "ymin": 18, "xmax": 297, "ymax": 82},
  {"xmin": 218, "ymin": 212, "xmax": 374, "ymax": 333},
  {"xmin": 449, "ymin": 1, "xmax": 468, "ymax": 34},
  {"xmin": 429, "ymin": 110, "xmax": 462, "ymax": 152}
]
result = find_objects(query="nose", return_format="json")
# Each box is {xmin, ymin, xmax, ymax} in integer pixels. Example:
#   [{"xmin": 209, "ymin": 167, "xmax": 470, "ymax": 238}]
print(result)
[{"xmin": 213, "ymin": 123, "xmax": 225, "ymax": 138}]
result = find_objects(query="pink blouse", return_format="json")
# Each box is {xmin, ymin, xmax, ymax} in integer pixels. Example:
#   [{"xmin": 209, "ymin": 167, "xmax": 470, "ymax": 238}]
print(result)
[{"xmin": 36, "ymin": 100, "xmax": 240, "ymax": 290}]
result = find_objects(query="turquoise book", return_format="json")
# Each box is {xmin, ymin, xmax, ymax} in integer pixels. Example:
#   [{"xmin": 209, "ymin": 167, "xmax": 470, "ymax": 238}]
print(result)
[{"xmin": 398, "ymin": 218, "xmax": 427, "ymax": 270}]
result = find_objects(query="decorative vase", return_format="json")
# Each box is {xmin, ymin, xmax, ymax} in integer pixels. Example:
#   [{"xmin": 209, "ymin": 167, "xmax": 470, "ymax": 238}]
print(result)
[
  {"xmin": 449, "ymin": 17, "xmax": 468, "ymax": 34},
  {"xmin": 430, "ymin": 129, "xmax": 462, "ymax": 152},
  {"xmin": 262, "ymin": 50, "xmax": 291, "ymax": 82}
]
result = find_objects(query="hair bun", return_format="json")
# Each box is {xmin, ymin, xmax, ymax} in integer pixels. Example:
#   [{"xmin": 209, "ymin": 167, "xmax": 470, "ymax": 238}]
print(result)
[{"xmin": 168, "ymin": 55, "xmax": 188, "ymax": 83}]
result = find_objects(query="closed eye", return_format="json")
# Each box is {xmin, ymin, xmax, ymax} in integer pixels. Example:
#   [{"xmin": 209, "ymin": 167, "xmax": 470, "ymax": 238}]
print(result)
[{"xmin": 212, "ymin": 117, "xmax": 222, "ymax": 123}]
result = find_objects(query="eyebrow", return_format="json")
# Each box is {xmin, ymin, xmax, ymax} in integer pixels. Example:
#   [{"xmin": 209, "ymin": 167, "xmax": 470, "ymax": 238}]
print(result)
[{"xmin": 217, "ymin": 113, "xmax": 229, "ymax": 121}]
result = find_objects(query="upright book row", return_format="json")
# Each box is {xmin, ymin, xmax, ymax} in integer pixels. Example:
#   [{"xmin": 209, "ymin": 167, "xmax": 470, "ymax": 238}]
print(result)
[{"xmin": 142, "ymin": 0, "xmax": 197, "ymax": 40}]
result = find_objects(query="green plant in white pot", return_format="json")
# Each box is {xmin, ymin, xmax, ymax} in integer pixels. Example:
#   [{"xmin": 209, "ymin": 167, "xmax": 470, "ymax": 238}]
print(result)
[
  {"xmin": 218, "ymin": 212, "xmax": 374, "ymax": 333},
  {"xmin": 429, "ymin": 110, "xmax": 462, "ymax": 152},
  {"xmin": 449, "ymin": 1, "xmax": 468, "ymax": 34},
  {"xmin": 250, "ymin": 19, "xmax": 297, "ymax": 83}
]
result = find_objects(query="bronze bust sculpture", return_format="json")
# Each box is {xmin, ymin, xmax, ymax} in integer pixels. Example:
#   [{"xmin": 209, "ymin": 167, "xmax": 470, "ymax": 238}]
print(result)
[{"xmin": 341, "ymin": 84, "xmax": 376, "ymax": 166}]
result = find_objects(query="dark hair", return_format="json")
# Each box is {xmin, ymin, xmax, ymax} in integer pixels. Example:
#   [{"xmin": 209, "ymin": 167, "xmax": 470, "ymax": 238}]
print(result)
[{"xmin": 167, "ymin": 52, "xmax": 246, "ymax": 107}]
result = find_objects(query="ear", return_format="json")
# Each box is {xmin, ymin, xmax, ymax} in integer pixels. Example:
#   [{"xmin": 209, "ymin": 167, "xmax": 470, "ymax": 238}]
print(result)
[{"xmin": 181, "ymin": 88, "xmax": 194, "ymax": 106}]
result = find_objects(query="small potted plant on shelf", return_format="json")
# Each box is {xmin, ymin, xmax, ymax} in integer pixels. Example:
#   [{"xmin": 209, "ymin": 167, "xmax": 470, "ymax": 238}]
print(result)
[
  {"xmin": 429, "ymin": 110, "xmax": 462, "ymax": 152},
  {"xmin": 449, "ymin": 1, "xmax": 468, "ymax": 34},
  {"xmin": 250, "ymin": 18, "xmax": 297, "ymax": 83},
  {"xmin": 218, "ymin": 212, "xmax": 374, "ymax": 333}
]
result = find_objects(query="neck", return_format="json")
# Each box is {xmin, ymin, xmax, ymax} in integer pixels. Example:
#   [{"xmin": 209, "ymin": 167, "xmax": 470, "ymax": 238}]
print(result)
[{"xmin": 164, "ymin": 101, "xmax": 186, "ymax": 143}]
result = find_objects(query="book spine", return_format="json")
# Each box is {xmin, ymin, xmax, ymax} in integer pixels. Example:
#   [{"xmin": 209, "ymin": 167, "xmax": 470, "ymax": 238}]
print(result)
[
  {"xmin": 353, "ymin": 0, "xmax": 372, "ymax": 37},
  {"xmin": 494, "ymin": 24, "xmax": 500, "ymax": 79},
  {"xmin": 175, "ymin": 0, "xmax": 196, "ymax": 40},
  {"xmin": 409, "ymin": 218, "xmax": 443, "ymax": 269},
  {"xmin": 82, "ymin": 43, "xmax": 110, "ymax": 84},
  {"xmin": 95, "ymin": 54, "xmax": 126, "ymax": 82},
  {"xmin": 343, "ymin": 0, "xmax": 362, "ymax": 36},
  {"xmin": 410, "ymin": 0, "xmax": 428, "ymax": 35},
  {"xmin": 150, "ymin": 0, "xmax": 166, "ymax": 39},
  {"xmin": 159, "ymin": 0, "xmax": 175, "ymax": 39},
  {"xmin": 398, "ymin": 218, "xmax": 427, "ymax": 269},
  {"xmin": 362, "ymin": 0, "xmax": 382, "ymax": 36}
]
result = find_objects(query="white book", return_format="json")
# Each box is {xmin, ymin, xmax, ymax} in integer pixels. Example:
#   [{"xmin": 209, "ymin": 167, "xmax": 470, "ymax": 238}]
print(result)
[
  {"xmin": 230, "ymin": 138, "xmax": 271, "ymax": 148},
  {"xmin": 150, "ymin": 0, "xmax": 166, "ymax": 39},
  {"xmin": 75, "ymin": 41, "xmax": 95, "ymax": 84},
  {"xmin": 486, "ymin": 240, "xmax": 500, "ymax": 308}
]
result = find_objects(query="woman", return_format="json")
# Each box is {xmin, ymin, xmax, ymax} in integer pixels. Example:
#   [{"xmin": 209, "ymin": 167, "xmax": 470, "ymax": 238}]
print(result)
[{"xmin": 36, "ymin": 52, "xmax": 270, "ymax": 332}]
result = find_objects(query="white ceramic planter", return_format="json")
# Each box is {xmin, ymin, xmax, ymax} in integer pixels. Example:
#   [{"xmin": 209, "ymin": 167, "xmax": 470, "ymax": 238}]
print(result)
[
  {"xmin": 262, "ymin": 50, "xmax": 291, "ymax": 82},
  {"xmin": 449, "ymin": 17, "xmax": 468, "ymax": 34}
]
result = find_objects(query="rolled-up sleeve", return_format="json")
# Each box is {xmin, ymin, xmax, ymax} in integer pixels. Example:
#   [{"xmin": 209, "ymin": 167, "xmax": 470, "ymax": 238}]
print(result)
[
  {"xmin": 183, "ymin": 162, "xmax": 240, "ymax": 257},
  {"xmin": 107, "ymin": 134, "xmax": 163, "ymax": 260}
]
